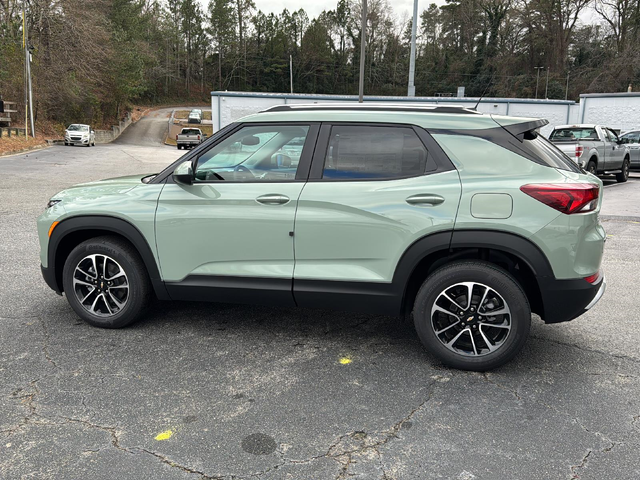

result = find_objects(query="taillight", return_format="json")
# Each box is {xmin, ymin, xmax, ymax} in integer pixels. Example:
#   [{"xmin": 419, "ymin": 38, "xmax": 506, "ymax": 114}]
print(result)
[
  {"xmin": 584, "ymin": 271, "xmax": 602, "ymax": 284},
  {"xmin": 575, "ymin": 145, "xmax": 584, "ymax": 158},
  {"xmin": 520, "ymin": 183, "xmax": 599, "ymax": 214},
  {"xmin": 197, "ymin": 135, "xmax": 200, "ymax": 141},
  {"xmin": 176, "ymin": 135, "xmax": 178, "ymax": 140}
]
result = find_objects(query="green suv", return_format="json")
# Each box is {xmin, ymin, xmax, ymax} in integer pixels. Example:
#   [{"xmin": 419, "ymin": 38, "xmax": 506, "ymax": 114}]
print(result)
[{"xmin": 38, "ymin": 105, "xmax": 606, "ymax": 371}]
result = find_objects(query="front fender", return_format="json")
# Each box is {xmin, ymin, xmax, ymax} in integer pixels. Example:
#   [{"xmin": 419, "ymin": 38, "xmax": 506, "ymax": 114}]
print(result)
[{"xmin": 47, "ymin": 215, "xmax": 169, "ymax": 300}]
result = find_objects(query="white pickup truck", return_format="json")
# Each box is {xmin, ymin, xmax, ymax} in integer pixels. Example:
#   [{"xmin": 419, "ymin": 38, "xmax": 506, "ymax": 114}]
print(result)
[
  {"xmin": 548, "ymin": 124, "xmax": 630, "ymax": 182},
  {"xmin": 176, "ymin": 128, "xmax": 206, "ymax": 150}
]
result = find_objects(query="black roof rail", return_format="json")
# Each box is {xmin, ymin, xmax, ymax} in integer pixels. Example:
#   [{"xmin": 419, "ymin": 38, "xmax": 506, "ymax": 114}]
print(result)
[{"xmin": 260, "ymin": 103, "xmax": 482, "ymax": 115}]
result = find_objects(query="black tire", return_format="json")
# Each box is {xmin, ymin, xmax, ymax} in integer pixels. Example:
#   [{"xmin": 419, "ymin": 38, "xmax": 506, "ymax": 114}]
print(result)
[
  {"xmin": 62, "ymin": 236, "xmax": 152, "ymax": 328},
  {"xmin": 413, "ymin": 261, "xmax": 531, "ymax": 371},
  {"xmin": 177, "ymin": 144, "xmax": 182, "ymax": 150},
  {"xmin": 616, "ymin": 157, "xmax": 630, "ymax": 183},
  {"xmin": 586, "ymin": 159, "xmax": 597, "ymax": 175}
]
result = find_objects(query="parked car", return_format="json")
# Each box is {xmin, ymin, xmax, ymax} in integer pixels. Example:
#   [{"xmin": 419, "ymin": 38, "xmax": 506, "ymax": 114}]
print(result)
[
  {"xmin": 548, "ymin": 124, "xmax": 630, "ymax": 182},
  {"xmin": 618, "ymin": 130, "xmax": 640, "ymax": 170},
  {"xmin": 64, "ymin": 124, "xmax": 95, "ymax": 147},
  {"xmin": 38, "ymin": 105, "xmax": 606, "ymax": 371},
  {"xmin": 187, "ymin": 110, "xmax": 202, "ymax": 124},
  {"xmin": 176, "ymin": 128, "xmax": 206, "ymax": 150}
]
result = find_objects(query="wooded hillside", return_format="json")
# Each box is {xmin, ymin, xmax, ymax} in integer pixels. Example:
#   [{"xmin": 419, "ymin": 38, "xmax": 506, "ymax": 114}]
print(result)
[{"xmin": 1, "ymin": 0, "xmax": 639, "ymax": 127}]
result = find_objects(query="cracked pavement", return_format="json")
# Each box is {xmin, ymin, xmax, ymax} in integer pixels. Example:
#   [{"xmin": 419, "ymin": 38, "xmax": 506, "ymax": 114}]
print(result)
[{"xmin": 1, "ymin": 130, "xmax": 640, "ymax": 479}]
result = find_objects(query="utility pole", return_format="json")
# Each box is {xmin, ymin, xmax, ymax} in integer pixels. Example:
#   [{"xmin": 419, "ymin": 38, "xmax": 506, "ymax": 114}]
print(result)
[
  {"xmin": 534, "ymin": 66, "xmax": 544, "ymax": 99},
  {"xmin": 23, "ymin": 8, "xmax": 35, "ymax": 138},
  {"xmin": 23, "ymin": 8, "xmax": 28, "ymax": 137},
  {"xmin": 565, "ymin": 73, "xmax": 570, "ymax": 100},
  {"xmin": 26, "ymin": 44, "xmax": 34, "ymax": 137},
  {"xmin": 358, "ymin": 0, "xmax": 367, "ymax": 103},
  {"xmin": 544, "ymin": 68, "xmax": 550, "ymax": 99},
  {"xmin": 290, "ymin": 55, "xmax": 293, "ymax": 94},
  {"xmin": 407, "ymin": 0, "xmax": 418, "ymax": 97}
]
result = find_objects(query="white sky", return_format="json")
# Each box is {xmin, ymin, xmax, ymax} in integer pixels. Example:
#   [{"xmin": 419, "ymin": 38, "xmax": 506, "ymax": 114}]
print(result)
[{"xmin": 251, "ymin": 0, "xmax": 437, "ymax": 20}]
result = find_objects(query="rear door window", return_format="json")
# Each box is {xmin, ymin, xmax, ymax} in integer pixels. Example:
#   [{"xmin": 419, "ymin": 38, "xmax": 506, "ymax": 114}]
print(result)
[{"xmin": 321, "ymin": 125, "xmax": 433, "ymax": 180}]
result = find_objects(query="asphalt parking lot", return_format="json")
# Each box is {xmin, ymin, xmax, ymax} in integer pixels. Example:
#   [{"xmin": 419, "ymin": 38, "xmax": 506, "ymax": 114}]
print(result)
[{"xmin": 1, "ymin": 115, "xmax": 640, "ymax": 479}]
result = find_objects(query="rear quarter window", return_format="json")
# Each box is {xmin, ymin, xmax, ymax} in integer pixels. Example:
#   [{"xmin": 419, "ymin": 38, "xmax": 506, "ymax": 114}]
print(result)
[{"xmin": 523, "ymin": 133, "xmax": 582, "ymax": 173}]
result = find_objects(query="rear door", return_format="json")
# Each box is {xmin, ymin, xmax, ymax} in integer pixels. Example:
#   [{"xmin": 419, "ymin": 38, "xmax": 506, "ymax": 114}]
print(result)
[{"xmin": 292, "ymin": 123, "xmax": 461, "ymax": 313}]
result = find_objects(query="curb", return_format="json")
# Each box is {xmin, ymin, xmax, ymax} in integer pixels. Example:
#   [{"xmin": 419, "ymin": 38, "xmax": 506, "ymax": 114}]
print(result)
[{"xmin": 0, "ymin": 144, "xmax": 51, "ymax": 158}]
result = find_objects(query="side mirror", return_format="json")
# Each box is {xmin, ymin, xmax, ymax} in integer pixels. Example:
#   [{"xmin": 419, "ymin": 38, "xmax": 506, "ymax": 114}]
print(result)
[{"xmin": 173, "ymin": 160, "xmax": 194, "ymax": 186}]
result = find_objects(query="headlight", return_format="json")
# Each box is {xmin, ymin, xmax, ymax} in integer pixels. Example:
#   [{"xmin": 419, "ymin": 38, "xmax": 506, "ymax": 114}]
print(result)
[{"xmin": 46, "ymin": 199, "xmax": 61, "ymax": 209}]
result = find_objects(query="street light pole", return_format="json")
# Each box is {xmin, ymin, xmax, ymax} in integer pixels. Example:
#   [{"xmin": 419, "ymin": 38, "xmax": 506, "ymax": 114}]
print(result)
[
  {"xmin": 407, "ymin": 0, "xmax": 418, "ymax": 97},
  {"xmin": 358, "ymin": 0, "xmax": 367, "ymax": 103},
  {"xmin": 544, "ymin": 68, "xmax": 550, "ymax": 99},
  {"xmin": 289, "ymin": 55, "xmax": 293, "ymax": 94},
  {"xmin": 534, "ymin": 66, "xmax": 544, "ymax": 99}
]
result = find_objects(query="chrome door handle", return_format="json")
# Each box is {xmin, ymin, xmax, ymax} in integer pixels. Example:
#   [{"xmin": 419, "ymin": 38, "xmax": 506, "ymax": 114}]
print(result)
[
  {"xmin": 406, "ymin": 194, "xmax": 445, "ymax": 206},
  {"xmin": 256, "ymin": 194, "xmax": 290, "ymax": 205}
]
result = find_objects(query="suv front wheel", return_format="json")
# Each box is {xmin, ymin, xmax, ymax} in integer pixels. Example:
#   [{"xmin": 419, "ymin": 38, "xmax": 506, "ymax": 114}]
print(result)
[
  {"xmin": 62, "ymin": 236, "xmax": 152, "ymax": 328},
  {"xmin": 413, "ymin": 261, "xmax": 531, "ymax": 371}
]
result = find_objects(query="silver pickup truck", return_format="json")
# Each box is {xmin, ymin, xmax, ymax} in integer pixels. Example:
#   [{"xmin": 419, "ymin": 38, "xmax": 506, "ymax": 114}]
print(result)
[
  {"xmin": 176, "ymin": 128, "xmax": 206, "ymax": 150},
  {"xmin": 548, "ymin": 124, "xmax": 630, "ymax": 182}
]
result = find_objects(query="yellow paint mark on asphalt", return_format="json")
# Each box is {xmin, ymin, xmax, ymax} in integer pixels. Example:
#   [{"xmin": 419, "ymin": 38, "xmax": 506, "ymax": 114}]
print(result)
[
  {"xmin": 339, "ymin": 356, "xmax": 352, "ymax": 365},
  {"xmin": 155, "ymin": 430, "xmax": 173, "ymax": 441}
]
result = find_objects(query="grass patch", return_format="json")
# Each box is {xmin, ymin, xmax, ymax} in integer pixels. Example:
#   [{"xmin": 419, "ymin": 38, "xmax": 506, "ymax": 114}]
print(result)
[
  {"xmin": 0, "ymin": 132, "xmax": 48, "ymax": 156},
  {"xmin": 174, "ymin": 109, "xmax": 212, "ymax": 120}
]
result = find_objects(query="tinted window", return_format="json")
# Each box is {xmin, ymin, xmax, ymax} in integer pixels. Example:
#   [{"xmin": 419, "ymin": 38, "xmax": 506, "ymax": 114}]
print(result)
[
  {"xmin": 524, "ymin": 132, "xmax": 581, "ymax": 173},
  {"xmin": 549, "ymin": 128, "xmax": 597, "ymax": 141},
  {"xmin": 322, "ymin": 126, "xmax": 429, "ymax": 180},
  {"xmin": 621, "ymin": 132, "xmax": 640, "ymax": 144},
  {"xmin": 194, "ymin": 125, "xmax": 309, "ymax": 182}
]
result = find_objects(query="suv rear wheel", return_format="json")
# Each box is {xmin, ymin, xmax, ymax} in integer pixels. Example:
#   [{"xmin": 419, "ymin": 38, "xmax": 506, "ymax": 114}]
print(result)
[
  {"xmin": 62, "ymin": 236, "xmax": 152, "ymax": 328},
  {"xmin": 413, "ymin": 261, "xmax": 531, "ymax": 371}
]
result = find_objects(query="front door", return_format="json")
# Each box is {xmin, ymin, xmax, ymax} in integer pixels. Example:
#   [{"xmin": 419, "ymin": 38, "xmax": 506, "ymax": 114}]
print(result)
[
  {"xmin": 156, "ymin": 122, "xmax": 318, "ymax": 305},
  {"xmin": 606, "ymin": 128, "xmax": 625, "ymax": 170},
  {"xmin": 292, "ymin": 123, "xmax": 461, "ymax": 314}
]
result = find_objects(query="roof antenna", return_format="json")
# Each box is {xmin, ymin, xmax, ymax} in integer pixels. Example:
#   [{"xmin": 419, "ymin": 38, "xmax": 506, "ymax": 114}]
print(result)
[{"xmin": 474, "ymin": 73, "xmax": 495, "ymax": 111}]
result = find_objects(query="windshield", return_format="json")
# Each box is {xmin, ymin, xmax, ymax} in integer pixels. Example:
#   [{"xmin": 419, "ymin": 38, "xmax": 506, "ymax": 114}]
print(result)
[
  {"xmin": 67, "ymin": 125, "xmax": 89, "ymax": 132},
  {"xmin": 549, "ymin": 128, "xmax": 597, "ymax": 141}
]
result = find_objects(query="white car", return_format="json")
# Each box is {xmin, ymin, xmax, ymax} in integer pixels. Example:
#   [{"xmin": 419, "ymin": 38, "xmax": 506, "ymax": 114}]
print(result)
[{"xmin": 64, "ymin": 124, "xmax": 96, "ymax": 147}]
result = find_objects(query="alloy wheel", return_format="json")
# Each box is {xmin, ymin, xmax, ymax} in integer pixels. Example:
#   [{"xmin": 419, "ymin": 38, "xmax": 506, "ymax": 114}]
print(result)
[
  {"xmin": 431, "ymin": 282, "xmax": 512, "ymax": 357},
  {"xmin": 73, "ymin": 254, "xmax": 129, "ymax": 317}
]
